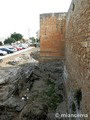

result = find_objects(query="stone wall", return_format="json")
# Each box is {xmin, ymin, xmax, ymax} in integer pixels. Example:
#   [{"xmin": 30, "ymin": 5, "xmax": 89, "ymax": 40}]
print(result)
[
  {"xmin": 65, "ymin": 0, "xmax": 90, "ymax": 119},
  {"xmin": 40, "ymin": 13, "xmax": 66, "ymax": 58}
]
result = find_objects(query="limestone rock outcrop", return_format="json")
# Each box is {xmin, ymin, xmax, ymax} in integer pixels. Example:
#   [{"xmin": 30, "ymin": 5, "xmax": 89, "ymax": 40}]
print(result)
[{"xmin": 0, "ymin": 61, "xmax": 66, "ymax": 120}]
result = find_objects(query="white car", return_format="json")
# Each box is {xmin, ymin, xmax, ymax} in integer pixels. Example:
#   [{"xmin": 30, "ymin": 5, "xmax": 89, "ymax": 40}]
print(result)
[
  {"xmin": 0, "ymin": 50, "xmax": 7, "ymax": 56},
  {"xmin": 18, "ymin": 43, "xmax": 28, "ymax": 49}
]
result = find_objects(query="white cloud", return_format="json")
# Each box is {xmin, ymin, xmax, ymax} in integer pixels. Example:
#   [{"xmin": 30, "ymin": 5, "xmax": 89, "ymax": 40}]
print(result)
[{"xmin": 0, "ymin": 0, "xmax": 72, "ymax": 38}]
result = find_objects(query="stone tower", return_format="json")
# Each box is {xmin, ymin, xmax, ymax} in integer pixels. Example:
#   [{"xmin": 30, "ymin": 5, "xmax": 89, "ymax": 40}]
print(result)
[{"xmin": 40, "ymin": 13, "xmax": 66, "ymax": 59}]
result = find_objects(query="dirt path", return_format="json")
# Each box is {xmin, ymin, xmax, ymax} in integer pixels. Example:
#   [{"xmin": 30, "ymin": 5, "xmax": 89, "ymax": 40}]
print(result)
[{"xmin": 0, "ymin": 47, "xmax": 38, "ymax": 67}]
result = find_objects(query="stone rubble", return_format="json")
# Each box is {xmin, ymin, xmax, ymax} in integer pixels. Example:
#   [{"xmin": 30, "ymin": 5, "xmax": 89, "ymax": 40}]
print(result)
[{"xmin": 0, "ymin": 50, "xmax": 67, "ymax": 120}]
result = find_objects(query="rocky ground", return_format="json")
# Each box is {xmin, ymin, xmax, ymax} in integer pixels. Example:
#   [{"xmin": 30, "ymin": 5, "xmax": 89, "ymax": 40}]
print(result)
[{"xmin": 0, "ymin": 48, "xmax": 67, "ymax": 120}]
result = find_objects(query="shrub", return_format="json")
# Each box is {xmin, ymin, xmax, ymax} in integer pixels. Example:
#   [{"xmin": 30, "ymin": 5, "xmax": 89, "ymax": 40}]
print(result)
[
  {"xmin": 0, "ymin": 41, "xmax": 3, "ymax": 46},
  {"xmin": 4, "ymin": 37, "xmax": 16, "ymax": 44}
]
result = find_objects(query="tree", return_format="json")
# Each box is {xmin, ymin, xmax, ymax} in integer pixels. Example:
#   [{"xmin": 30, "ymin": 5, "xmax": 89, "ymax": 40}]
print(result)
[
  {"xmin": 4, "ymin": 38, "xmax": 16, "ymax": 45},
  {"xmin": 36, "ymin": 38, "xmax": 40, "ymax": 43},
  {"xmin": 11, "ymin": 32, "xmax": 23, "ymax": 41},
  {"xmin": 30, "ymin": 37, "xmax": 35, "ymax": 43},
  {"xmin": 0, "ymin": 41, "xmax": 3, "ymax": 46}
]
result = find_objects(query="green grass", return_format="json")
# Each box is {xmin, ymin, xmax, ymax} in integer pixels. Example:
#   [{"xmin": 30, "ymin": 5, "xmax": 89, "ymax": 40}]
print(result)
[
  {"xmin": 29, "ymin": 78, "xmax": 63, "ymax": 110},
  {"xmin": 45, "ymin": 79, "xmax": 63, "ymax": 110}
]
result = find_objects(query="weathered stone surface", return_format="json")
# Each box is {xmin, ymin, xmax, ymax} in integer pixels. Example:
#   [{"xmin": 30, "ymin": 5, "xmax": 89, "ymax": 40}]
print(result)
[
  {"xmin": 0, "ymin": 60, "xmax": 66, "ymax": 120},
  {"xmin": 3, "ymin": 96, "xmax": 26, "ymax": 112},
  {"xmin": 19, "ymin": 102, "xmax": 48, "ymax": 120},
  {"xmin": 65, "ymin": 0, "xmax": 90, "ymax": 118},
  {"xmin": 0, "ymin": 67, "xmax": 19, "ymax": 84},
  {"xmin": 7, "ymin": 61, "xmax": 18, "ymax": 65},
  {"xmin": 40, "ymin": 13, "xmax": 66, "ymax": 57}
]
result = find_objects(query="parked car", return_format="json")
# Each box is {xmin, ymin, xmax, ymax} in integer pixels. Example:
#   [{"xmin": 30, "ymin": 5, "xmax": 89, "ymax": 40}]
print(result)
[
  {"xmin": 12, "ymin": 45, "xmax": 23, "ymax": 51},
  {"xmin": 15, "ymin": 46, "xmax": 23, "ymax": 51},
  {"xmin": 0, "ymin": 48, "xmax": 14, "ymax": 54},
  {"xmin": 8, "ymin": 47, "xmax": 17, "ymax": 52},
  {"xmin": 0, "ymin": 50, "xmax": 7, "ymax": 56},
  {"xmin": 18, "ymin": 43, "xmax": 28, "ymax": 49}
]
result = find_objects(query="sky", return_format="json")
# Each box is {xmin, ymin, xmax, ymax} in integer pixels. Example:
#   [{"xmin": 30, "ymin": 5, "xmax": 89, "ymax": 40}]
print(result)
[{"xmin": 0, "ymin": 0, "xmax": 72, "ymax": 39}]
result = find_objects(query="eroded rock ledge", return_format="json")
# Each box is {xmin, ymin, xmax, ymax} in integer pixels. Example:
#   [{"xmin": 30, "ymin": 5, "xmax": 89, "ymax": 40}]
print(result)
[{"xmin": 0, "ymin": 61, "xmax": 67, "ymax": 120}]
